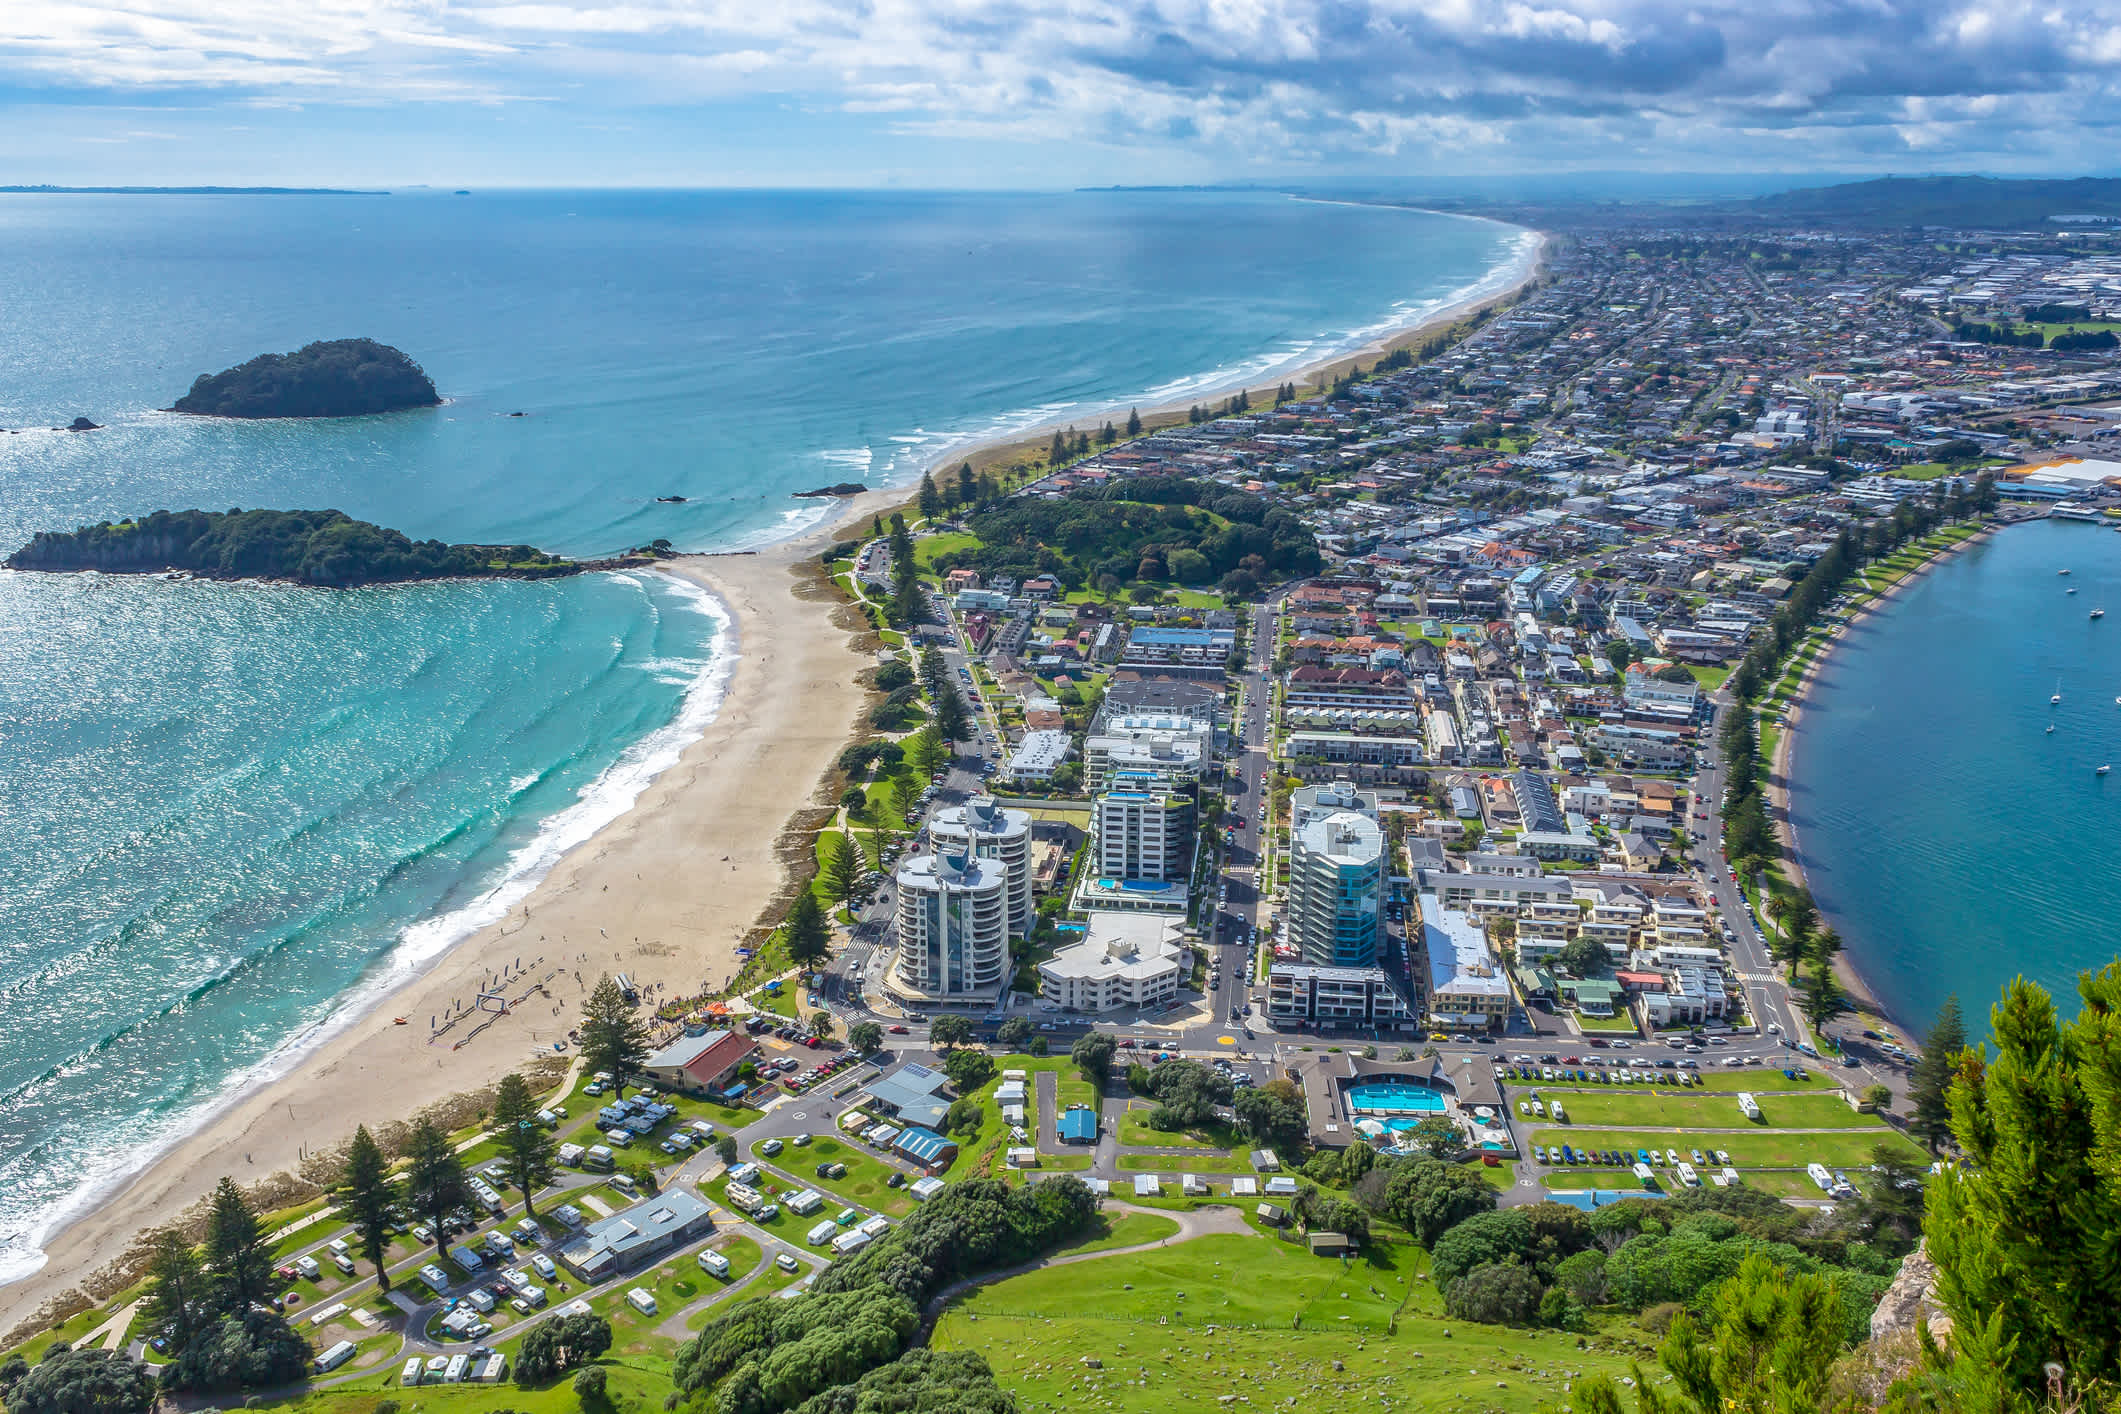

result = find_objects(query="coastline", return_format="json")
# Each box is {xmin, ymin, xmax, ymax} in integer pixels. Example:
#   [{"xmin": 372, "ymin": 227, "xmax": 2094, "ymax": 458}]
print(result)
[
  {"xmin": 1769, "ymin": 520, "xmax": 2003, "ymax": 1041},
  {"xmin": 0, "ymin": 221, "xmax": 1546, "ymax": 1330},
  {"xmin": 0, "ymin": 493, "xmax": 892, "ymax": 1334}
]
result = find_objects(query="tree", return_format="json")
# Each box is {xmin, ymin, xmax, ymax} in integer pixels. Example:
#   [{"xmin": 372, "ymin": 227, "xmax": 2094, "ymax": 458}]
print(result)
[
  {"xmin": 1557, "ymin": 935, "xmax": 1608, "ymax": 977},
  {"xmin": 203, "ymin": 1177, "xmax": 271, "ymax": 1316},
  {"xmin": 908, "ymin": 719, "xmax": 948, "ymax": 777},
  {"xmin": 784, "ymin": 890, "xmax": 832, "ymax": 969},
  {"xmin": 1861, "ymin": 1083, "xmax": 1893, "ymax": 1112},
  {"xmin": 404, "ymin": 1117, "xmax": 472, "ymax": 1255},
  {"xmin": 162, "ymin": 1310, "xmax": 310, "ymax": 1394},
  {"xmin": 8, "ymin": 1347, "xmax": 157, "ymax": 1414},
  {"xmin": 1232, "ymin": 1081, "xmax": 1307, "ymax": 1151},
  {"xmin": 1071, "ymin": 1031, "xmax": 1116, "ymax": 1088},
  {"xmin": 956, "ymin": 462, "xmax": 976, "ymax": 505},
  {"xmin": 942, "ymin": 1047, "xmax": 995, "ymax": 1093},
  {"xmin": 848, "ymin": 1021, "xmax": 884, "ymax": 1055},
  {"xmin": 518, "ymin": 1312, "xmax": 612, "ymax": 1384},
  {"xmin": 141, "ymin": 1228, "xmax": 208, "ymax": 1354},
  {"xmin": 917, "ymin": 471, "xmax": 942, "ymax": 520},
  {"xmin": 809, "ymin": 1010, "xmax": 835, "ymax": 1039},
  {"xmin": 1656, "ymin": 1252, "xmax": 1845, "ymax": 1414},
  {"xmin": 578, "ymin": 974, "xmax": 650, "ymax": 1080},
  {"xmin": 996, "ymin": 1016, "xmax": 1033, "ymax": 1047},
  {"xmin": 820, "ymin": 831, "xmax": 861, "ymax": 908},
  {"xmin": 1376, "ymin": 1158, "xmax": 1497, "ymax": 1248},
  {"xmin": 574, "ymin": 1365, "xmax": 608, "ymax": 1404},
  {"xmin": 1801, "ymin": 959, "xmax": 1847, "ymax": 1032},
  {"xmin": 715, "ymin": 1136, "xmax": 739, "ymax": 1166},
  {"xmin": 493, "ymin": 1073, "xmax": 558, "ymax": 1217},
  {"xmin": 1924, "ymin": 968, "xmax": 2121, "ymax": 1399},
  {"xmin": 1443, "ymin": 1263, "xmax": 1543, "ymax": 1326},
  {"xmin": 1405, "ymin": 1114, "xmax": 1466, "ymax": 1159},
  {"xmin": 1431, "ymin": 1209, "xmax": 1531, "ymax": 1287},
  {"xmin": 1908, "ymin": 992, "xmax": 1963, "ymax": 1153},
  {"xmin": 929, "ymin": 1014, "xmax": 974, "ymax": 1049},
  {"xmin": 336, "ymin": 1125, "xmax": 400, "ymax": 1288}
]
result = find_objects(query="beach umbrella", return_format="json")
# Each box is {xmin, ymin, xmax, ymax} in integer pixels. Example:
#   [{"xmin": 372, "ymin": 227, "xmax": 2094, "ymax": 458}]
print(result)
[{"xmin": 1355, "ymin": 1119, "xmax": 1387, "ymax": 1138}]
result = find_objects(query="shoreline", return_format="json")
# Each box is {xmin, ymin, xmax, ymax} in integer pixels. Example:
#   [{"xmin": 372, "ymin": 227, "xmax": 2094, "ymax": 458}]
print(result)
[
  {"xmin": 915, "ymin": 226, "xmax": 1550, "ymax": 486},
  {"xmin": 0, "ymin": 494, "xmax": 891, "ymax": 1334},
  {"xmin": 1770, "ymin": 520, "xmax": 2003, "ymax": 1042},
  {"xmin": 0, "ymin": 222, "xmax": 1547, "ymax": 1329}
]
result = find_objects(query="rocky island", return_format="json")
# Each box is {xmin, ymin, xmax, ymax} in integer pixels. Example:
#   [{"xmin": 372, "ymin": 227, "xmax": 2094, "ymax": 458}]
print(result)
[
  {"xmin": 5, "ymin": 509, "xmax": 595, "ymax": 587},
  {"xmin": 170, "ymin": 338, "xmax": 441, "ymax": 419}
]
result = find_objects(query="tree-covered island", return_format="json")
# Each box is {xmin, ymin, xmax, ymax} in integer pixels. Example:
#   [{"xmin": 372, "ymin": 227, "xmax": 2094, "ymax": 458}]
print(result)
[
  {"xmin": 5, "ymin": 509, "xmax": 591, "ymax": 586},
  {"xmin": 170, "ymin": 338, "xmax": 441, "ymax": 418}
]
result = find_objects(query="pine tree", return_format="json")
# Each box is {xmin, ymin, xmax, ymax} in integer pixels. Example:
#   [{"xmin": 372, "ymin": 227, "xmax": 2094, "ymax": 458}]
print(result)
[
  {"xmin": 1048, "ymin": 430, "xmax": 1069, "ymax": 465},
  {"xmin": 1909, "ymin": 992, "xmax": 1964, "ymax": 1152},
  {"xmin": 493, "ymin": 1073, "xmax": 557, "ymax": 1217},
  {"xmin": 917, "ymin": 471, "xmax": 941, "ymax": 520},
  {"xmin": 956, "ymin": 461, "xmax": 976, "ymax": 504},
  {"xmin": 820, "ymin": 830, "xmax": 860, "ymax": 907},
  {"xmin": 1072, "ymin": 429, "xmax": 1089, "ymax": 456},
  {"xmin": 1125, "ymin": 407, "xmax": 1141, "ymax": 436},
  {"xmin": 141, "ymin": 1229, "xmax": 207, "ymax": 1352},
  {"xmin": 784, "ymin": 890, "xmax": 831, "ymax": 969},
  {"xmin": 579, "ymin": 975, "xmax": 651, "ymax": 1080},
  {"xmin": 335, "ymin": 1125, "xmax": 399, "ymax": 1289},
  {"xmin": 1098, "ymin": 421, "xmax": 1116, "ymax": 445},
  {"xmin": 203, "ymin": 1177, "xmax": 271, "ymax": 1316},
  {"xmin": 404, "ymin": 1118, "xmax": 471, "ymax": 1254},
  {"xmin": 1801, "ymin": 959, "xmax": 1846, "ymax": 1032}
]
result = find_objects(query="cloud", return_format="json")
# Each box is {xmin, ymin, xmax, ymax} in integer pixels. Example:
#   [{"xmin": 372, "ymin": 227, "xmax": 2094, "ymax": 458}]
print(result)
[{"xmin": 5, "ymin": 0, "xmax": 2120, "ymax": 167}]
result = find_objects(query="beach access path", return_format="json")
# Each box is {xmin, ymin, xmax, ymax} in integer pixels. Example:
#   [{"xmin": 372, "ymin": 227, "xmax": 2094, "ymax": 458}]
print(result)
[{"xmin": 0, "ymin": 491, "xmax": 899, "ymax": 1334}]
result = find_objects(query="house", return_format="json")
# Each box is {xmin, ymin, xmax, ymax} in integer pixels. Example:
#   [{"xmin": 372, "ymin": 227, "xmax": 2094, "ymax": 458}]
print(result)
[
  {"xmin": 641, "ymin": 1031, "xmax": 759, "ymax": 1097},
  {"xmin": 1058, "ymin": 1106, "xmax": 1099, "ymax": 1144},
  {"xmin": 556, "ymin": 1191, "xmax": 716, "ymax": 1282}
]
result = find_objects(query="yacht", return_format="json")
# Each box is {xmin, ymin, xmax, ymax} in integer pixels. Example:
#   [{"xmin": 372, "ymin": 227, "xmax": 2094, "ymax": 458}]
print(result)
[
  {"xmin": 2101, "ymin": 765, "xmax": 2112, "ymax": 777},
  {"xmin": 2096, "ymin": 609, "xmax": 2107, "ymax": 620},
  {"xmin": 2048, "ymin": 724, "xmax": 2057, "ymax": 734},
  {"xmin": 2062, "ymin": 568, "xmax": 2073, "ymax": 576}
]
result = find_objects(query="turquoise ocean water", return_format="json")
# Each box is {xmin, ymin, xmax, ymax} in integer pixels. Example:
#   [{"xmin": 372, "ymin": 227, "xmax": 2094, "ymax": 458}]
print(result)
[
  {"xmin": 0, "ymin": 189, "xmax": 1529, "ymax": 1281},
  {"xmin": 1791, "ymin": 518, "xmax": 2121, "ymax": 1042}
]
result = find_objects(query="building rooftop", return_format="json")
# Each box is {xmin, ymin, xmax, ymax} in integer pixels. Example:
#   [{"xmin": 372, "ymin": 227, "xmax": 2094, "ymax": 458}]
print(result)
[
  {"xmin": 1419, "ymin": 893, "xmax": 1510, "ymax": 998},
  {"xmin": 1039, "ymin": 911, "xmax": 1185, "ymax": 984}
]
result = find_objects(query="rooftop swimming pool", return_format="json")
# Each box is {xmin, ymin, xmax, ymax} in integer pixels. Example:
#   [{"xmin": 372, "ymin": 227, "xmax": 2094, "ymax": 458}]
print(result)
[{"xmin": 1347, "ymin": 1082, "xmax": 1447, "ymax": 1115}]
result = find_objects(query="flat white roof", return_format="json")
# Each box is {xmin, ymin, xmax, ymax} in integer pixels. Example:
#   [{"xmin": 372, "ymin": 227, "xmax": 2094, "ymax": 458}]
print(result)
[{"xmin": 1420, "ymin": 893, "xmax": 1510, "ymax": 998}]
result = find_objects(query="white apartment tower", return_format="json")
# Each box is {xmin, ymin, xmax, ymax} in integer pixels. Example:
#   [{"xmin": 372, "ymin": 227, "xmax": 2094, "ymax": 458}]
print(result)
[
  {"xmin": 892, "ymin": 852, "xmax": 1009, "ymax": 1000},
  {"xmin": 927, "ymin": 796, "xmax": 1033, "ymax": 938}
]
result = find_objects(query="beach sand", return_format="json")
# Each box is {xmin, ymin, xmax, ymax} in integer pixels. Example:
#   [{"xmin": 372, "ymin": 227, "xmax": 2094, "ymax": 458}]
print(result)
[{"xmin": 0, "ymin": 495, "xmax": 894, "ymax": 1332}]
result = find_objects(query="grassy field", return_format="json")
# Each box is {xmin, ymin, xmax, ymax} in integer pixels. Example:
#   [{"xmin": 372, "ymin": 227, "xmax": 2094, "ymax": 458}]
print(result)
[
  {"xmin": 912, "ymin": 531, "xmax": 983, "ymax": 577},
  {"xmin": 1530, "ymin": 1125, "xmax": 1920, "ymax": 1169},
  {"xmin": 750, "ymin": 1134, "xmax": 918, "ymax": 1217},
  {"xmin": 931, "ymin": 1232, "xmax": 1643, "ymax": 1414},
  {"xmin": 252, "ymin": 1354, "xmax": 678, "ymax": 1414},
  {"xmin": 1117, "ymin": 1104, "xmax": 1244, "ymax": 1151},
  {"xmin": 1115, "ymin": 1153, "xmax": 1257, "ymax": 1176},
  {"xmin": 1534, "ymin": 1088, "xmax": 1879, "ymax": 1130},
  {"xmin": 591, "ymin": 1234, "xmax": 766, "ymax": 1357},
  {"xmin": 1055, "ymin": 1211, "xmax": 1182, "ymax": 1254},
  {"xmin": 1510, "ymin": 1068, "xmax": 1823, "ymax": 1095}
]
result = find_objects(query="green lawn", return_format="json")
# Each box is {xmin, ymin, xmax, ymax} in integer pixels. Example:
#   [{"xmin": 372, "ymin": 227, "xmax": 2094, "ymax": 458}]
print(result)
[
  {"xmin": 912, "ymin": 531, "xmax": 984, "ymax": 576},
  {"xmin": 749, "ymin": 982, "xmax": 799, "ymax": 1018},
  {"xmin": 1541, "ymin": 1168, "xmax": 1661, "ymax": 1192},
  {"xmin": 682, "ymin": 1238, "xmax": 767, "ymax": 1328},
  {"xmin": 1573, "ymin": 1013, "xmax": 1643, "ymax": 1033},
  {"xmin": 1115, "ymin": 1152, "xmax": 1257, "ymax": 1176},
  {"xmin": 1529, "ymin": 1126, "xmax": 1920, "ymax": 1169},
  {"xmin": 1117, "ymin": 1104, "xmax": 1245, "ymax": 1151},
  {"xmin": 1533, "ymin": 1088, "xmax": 1878, "ymax": 1130},
  {"xmin": 1055, "ymin": 1211, "xmax": 1182, "ymax": 1254},
  {"xmin": 931, "ymin": 1232, "xmax": 1641, "ymax": 1414},
  {"xmin": 590, "ymin": 1238, "xmax": 760, "ymax": 1356},
  {"xmin": 750, "ymin": 1134, "xmax": 917, "ymax": 1217},
  {"xmin": 1512, "ymin": 1067, "xmax": 1820, "ymax": 1094},
  {"xmin": 1687, "ymin": 663, "xmax": 1732, "ymax": 690}
]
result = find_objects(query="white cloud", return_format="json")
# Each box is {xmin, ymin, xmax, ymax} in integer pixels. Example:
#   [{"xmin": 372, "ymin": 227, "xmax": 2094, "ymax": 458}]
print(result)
[{"xmin": 4, "ymin": 0, "xmax": 2120, "ymax": 167}]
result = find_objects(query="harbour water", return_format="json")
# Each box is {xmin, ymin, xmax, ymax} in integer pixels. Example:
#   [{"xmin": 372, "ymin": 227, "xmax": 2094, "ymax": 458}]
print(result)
[
  {"xmin": 1790, "ymin": 517, "xmax": 2121, "ymax": 1041},
  {"xmin": 0, "ymin": 189, "xmax": 1530, "ymax": 1280}
]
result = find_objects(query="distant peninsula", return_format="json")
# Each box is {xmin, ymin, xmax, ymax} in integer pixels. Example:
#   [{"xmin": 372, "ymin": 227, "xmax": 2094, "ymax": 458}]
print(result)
[
  {"xmin": 172, "ymin": 339, "xmax": 440, "ymax": 419},
  {"xmin": 5, "ymin": 509, "xmax": 592, "ymax": 587}
]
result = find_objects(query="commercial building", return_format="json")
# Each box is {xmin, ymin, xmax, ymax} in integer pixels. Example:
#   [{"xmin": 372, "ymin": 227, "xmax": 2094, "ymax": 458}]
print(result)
[
  {"xmin": 640, "ymin": 1031, "xmax": 759, "ymax": 1098},
  {"xmin": 1083, "ymin": 712, "xmax": 1212, "ymax": 791},
  {"xmin": 1091, "ymin": 789, "xmax": 1194, "ymax": 883},
  {"xmin": 1037, "ymin": 910, "xmax": 1188, "ymax": 1014},
  {"xmin": 1418, "ymin": 892, "xmax": 1510, "ymax": 1032},
  {"xmin": 928, "ymin": 797, "xmax": 1033, "ymax": 938},
  {"xmin": 892, "ymin": 852, "xmax": 1010, "ymax": 1001},
  {"xmin": 556, "ymin": 1191, "xmax": 716, "ymax": 1283},
  {"xmin": 1288, "ymin": 810, "xmax": 1386, "ymax": 968},
  {"xmin": 1266, "ymin": 963, "xmax": 1417, "ymax": 1031},
  {"xmin": 1290, "ymin": 780, "xmax": 1380, "ymax": 831},
  {"xmin": 860, "ymin": 1062, "xmax": 953, "ymax": 1130}
]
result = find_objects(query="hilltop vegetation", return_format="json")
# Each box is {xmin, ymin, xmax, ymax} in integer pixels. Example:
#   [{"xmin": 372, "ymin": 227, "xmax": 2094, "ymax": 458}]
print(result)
[
  {"xmin": 1739, "ymin": 175, "xmax": 2121, "ymax": 229},
  {"xmin": 171, "ymin": 338, "xmax": 440, "ymax": 418},
  {"xmin": 938, "ymin": 477, "xmax": 1320, "ymax": 596},
  {"xmin": 6, "ymin": 508, "xmax": 572, "ymax": 586}
]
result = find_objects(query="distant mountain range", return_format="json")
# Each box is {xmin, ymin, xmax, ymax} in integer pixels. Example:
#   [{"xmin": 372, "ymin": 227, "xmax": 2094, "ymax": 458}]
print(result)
[{"xmin": 1735, "ymin": 175, "xmax": 2121, "ymax": 228}]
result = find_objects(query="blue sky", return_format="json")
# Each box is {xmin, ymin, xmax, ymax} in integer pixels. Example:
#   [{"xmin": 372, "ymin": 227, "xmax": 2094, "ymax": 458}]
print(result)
[{"xmin": 4, "ymin": 1, "xmax": 2119, "ymax": 187}]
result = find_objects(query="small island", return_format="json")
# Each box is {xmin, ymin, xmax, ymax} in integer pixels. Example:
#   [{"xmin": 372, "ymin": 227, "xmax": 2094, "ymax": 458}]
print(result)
[
  {"xmin": 792, "ymin": 482, "xmax": 869, "ymax": 498},
  {"xmin": 6, "ymin": 509, "xmax": 586, "ymax": 587},
  {"xmin": 171, "ymin": 338, "xmax": 440, "ymax": 419}
]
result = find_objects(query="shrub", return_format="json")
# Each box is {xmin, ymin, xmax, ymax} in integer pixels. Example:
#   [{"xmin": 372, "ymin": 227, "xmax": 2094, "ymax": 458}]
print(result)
[
  {"xmin": 573, "ymin": 1366, "xmax": 608, "ymax": 1402},
  {"xmin": 1443, "ymin": 1263, "xmax": 1543, "ymax": 1326},
  {"xmin": 1639, "ymin": 1300, "xmax": 1686, "ymax": 1336}
]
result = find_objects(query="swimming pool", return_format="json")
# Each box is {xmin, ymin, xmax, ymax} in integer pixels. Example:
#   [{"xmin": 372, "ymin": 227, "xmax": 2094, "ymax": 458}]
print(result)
[{"xmin": 1347, "ymin": 1082, "xmax": 1447, "ymax": 1115}]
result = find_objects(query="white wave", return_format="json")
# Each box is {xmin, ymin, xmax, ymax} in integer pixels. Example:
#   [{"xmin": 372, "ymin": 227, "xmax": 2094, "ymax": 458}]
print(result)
[
  {"xmin": 0, "ymin": 572, "xmax": 739, "ymax": 1288},
  {"xmin": 816, "ymin": 446, "xmax": 874, "ymax": 470}
]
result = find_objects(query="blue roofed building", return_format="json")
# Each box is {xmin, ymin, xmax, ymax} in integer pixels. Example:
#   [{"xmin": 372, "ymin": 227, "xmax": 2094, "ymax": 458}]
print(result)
[
  {"xmin": 892, "ymin": 1126, "xmax": 959, "ymax": 1171},
  {"xmin": 555, "ymin": 1189, "xmax": 715, "ymax": 1282},
  {"xmin": 861, "ymin": 1062, "xmax": 954, "ymax": 1130},
  {"xmin": 1058, "ymin": 1105, "xmax": 1099, "ymax": 1144}
]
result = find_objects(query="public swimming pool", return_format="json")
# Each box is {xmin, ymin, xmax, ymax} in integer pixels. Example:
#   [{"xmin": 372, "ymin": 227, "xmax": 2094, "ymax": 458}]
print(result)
[{"xmin": 1347, "ymin": 1082, "xmax": 1447, "ymax": 1115}]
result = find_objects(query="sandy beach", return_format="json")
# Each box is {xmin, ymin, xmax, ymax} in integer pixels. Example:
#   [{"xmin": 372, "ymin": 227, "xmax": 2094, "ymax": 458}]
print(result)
[
  {"xmin": 0, "ymin": 494, "xmax": 895, "ymax": 1333},
  {"xmin": 0, "ymin": 225, "xmax": 1547, "ymax": 1332}
]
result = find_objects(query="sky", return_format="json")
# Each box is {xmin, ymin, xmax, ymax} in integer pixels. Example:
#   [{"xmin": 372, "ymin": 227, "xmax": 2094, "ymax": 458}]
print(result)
[{"xmin": 3, "ymin": 1, "xmax": 2120, "ymax": 188}]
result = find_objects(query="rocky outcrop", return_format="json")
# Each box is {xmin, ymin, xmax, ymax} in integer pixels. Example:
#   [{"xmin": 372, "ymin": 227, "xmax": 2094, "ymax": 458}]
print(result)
[{"xmin": 1868, "ymin": 1240, "xmax": 1947, "ymax": 1342}]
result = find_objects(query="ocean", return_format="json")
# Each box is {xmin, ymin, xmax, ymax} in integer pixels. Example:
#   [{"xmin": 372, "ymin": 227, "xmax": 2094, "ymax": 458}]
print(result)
[
  {"xmin": 1791, "ymin": 517, "xmax": 2121, "ymax": 1043},
  {"xmin": 0, "ymin": 188, "xmax": 1529, "ymax": 1281}
]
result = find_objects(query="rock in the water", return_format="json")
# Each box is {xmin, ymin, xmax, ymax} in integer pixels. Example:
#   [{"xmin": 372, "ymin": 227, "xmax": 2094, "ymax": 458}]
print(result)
[{"xmin": 64, "ymin": 417, "xmax": 100, "ymax": 431}]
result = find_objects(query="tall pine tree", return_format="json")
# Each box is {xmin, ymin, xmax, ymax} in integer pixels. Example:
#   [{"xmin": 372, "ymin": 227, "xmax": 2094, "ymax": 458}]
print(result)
[
  {"xmin": 404, "ymin": 1118, "xmax": 471, "ymax": 1255},
  {"xmin": 579, "ymin": 975, "xmax": 650, "ymax": 1080},
  {"xmin": 784, "ymin": 890, "xmax": 831, "ymax": 969},
  {"xmin": 203, "ymin": 1178, "xmax": 271, "ymax": 1315},
  {"xmin": 1909, "ymin": 992, "xmax": 1964, "ymax": 1152},
  {"xmin": 492, "ymin": 1073, "xmax": 558, "ymax": 1217},
  {"xmin": 335, "ymin": 1125, "xmax": 399, "ymax": 1290},
  {"xmin": 917, "ymin": 471, "xmax": 942, "ymax": 520}
]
